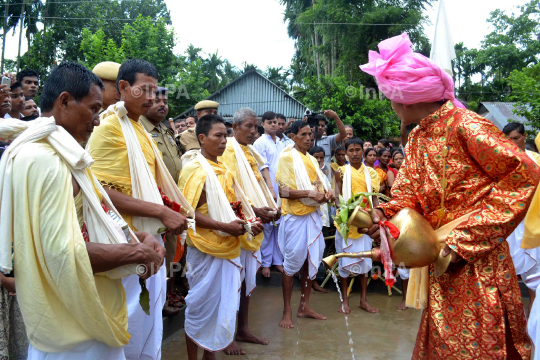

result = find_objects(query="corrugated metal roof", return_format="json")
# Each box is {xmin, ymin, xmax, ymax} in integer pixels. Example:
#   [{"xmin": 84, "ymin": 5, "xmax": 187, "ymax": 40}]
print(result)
[
  {"xmin": 174, "ymin": 70, "xmax": 306, "ymax": 120},
  {"xmin": 477, "ymin": 102, "xmax": 530, "ymax": 130}
]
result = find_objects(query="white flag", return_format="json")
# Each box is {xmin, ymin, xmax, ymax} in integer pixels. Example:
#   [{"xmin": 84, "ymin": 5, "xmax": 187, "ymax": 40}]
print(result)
[{"xmin": 430, "ymin": 0, "xmax": 455, "ymax": 76}]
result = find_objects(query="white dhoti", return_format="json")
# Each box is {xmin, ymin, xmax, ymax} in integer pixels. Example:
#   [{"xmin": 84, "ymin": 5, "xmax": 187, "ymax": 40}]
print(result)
[
  {"xmin": 507, "ymin": 220, "xmax": 540, "ymax": 289},
  {"xmin": 123, "ymin": 235, "xmax": 167, "ymax": 360},
  {"xmin": 334, "ymin": 231, "xmax": 372, "ymax": 278},
  {"xmin": 28, "ymin": 340, "xmax": 125, "ymax": 360},
  {"xmin": 260, "ymin": 224, "xmax": 283, "ymax": 267},
  {"xmin": 278, "ymin": 211, "xmax": 324, "ymax": 280},
  {"xmin": 184, "ymin": 246, "xmax": 242, "ymax": 352},
  {"xmin": 240, "ymin": 248, "xmax": 262, "ymax": 296}
]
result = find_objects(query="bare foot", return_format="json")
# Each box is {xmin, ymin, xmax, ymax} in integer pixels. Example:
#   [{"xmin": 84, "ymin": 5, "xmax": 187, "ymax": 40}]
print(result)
[
  {"xmin": 202, "ymin": 350, "xmax": 217, "ymax": 360},
  {"xmin": 310, "ymin": 287, "xmax": 315, "ymax": 294},
  {"xmin": 396, "ymin": 300, "xmax": 408, "ymax": 311},
  {"xmin": 313, "ymin": 281, "xmax": 328, "ymax": 293},
  {"xmin": 224, "ymin": 341, "xmax": 245, "ymax": 356},
  {"xmin": 297, "ymin": 306, "xmax": 327, "ymax": 320},
  {"xmin": 275, "ymin": 265, "xmax": 284, "ymax": 273},
  {"xmin": 261, "ymin": 267, "xmax": 271, "ymax": 278},
  {"xmin": 279, "ymin": 310, "xmax": 294, "ymax": 329},
  {"xmin": 359, "ymin": 300, "xmax": 379, "ymax": 314},
  {"xmin": 338, "ymin": 302, "xmax": 351, "ymax": 314},
  {"xmin": 236, "ymin": 330, "xmax": 269, "ymax": 345}
]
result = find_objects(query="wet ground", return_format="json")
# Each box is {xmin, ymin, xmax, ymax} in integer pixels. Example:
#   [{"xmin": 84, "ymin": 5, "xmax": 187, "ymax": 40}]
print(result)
[{"xmin": 162, "ymin": 284, "xmax": 426, "ymax": 360}]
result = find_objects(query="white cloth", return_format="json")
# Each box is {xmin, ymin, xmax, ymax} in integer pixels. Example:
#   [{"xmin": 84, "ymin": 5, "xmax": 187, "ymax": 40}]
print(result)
[
  {"xmin": 0, "ymin": 117, "xmax": 137, "ymax": 277},
  {"xmin": 529, "ymin": 287, "xmax": 540, "ymax": 360},
  {"xmin": 253, "ymin": 134, "xmax": 284, "ymax": 196},
  {"xmin": 260, "ymin": 224, "xmax": 282, "ymax": 267},
  {"xmin": 278, "ymin": 211, "xmax": 324, "ymax": 280},
  {"xmin": 335, "ymin": 231, "xmax": 372, "ymax": 278},
  {"xmin": 240, "ymin": 248, "xmax": 262, "ymax": 296},
  {"xmin": 192, "ymin": 150, "xmax": 255, "ymax": 237},
  {"xmin": 288, "ymin": 146, "xmax": 330, "ymax": 226},
  {"xmin": 28, "ymin": 340, "xmax": 125, "ymax": 360},
  {"xmin": 98, "ymin": 103, "xmax": 195, "ymax": 238},
  {"xmin": 229, "ymin": 137, "xmax": 277, "ymax": 210},
  {"xmin": 184, "ymin": 246, "xmax": 242, "ymax": 352},
  {"xmin": 397, "ymin": 268, "xmax": 410, "ymax": 280},
  {"xmin": 507, "ymin": 150, "xmax": 540, "ymax": 290},
  {"xmin": 122, "ymin": 254, "xmax": 166, "ymax": 360}
]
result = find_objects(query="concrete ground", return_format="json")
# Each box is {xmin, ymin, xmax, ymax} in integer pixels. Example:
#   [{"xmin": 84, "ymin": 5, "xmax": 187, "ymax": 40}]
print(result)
[{"xmin": 162, "ymin": 285, "xmax": 426, "ymax": 360}]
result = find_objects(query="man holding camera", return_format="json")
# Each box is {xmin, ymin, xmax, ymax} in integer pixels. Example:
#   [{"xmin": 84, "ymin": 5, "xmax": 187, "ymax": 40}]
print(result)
[{"xmin": 307, "ymin": 110, "xmax": 347, "ymax": 170}]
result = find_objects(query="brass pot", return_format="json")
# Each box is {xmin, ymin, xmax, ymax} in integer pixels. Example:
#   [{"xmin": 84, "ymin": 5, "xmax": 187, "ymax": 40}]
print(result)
[
  {"xmin": 324, "ymin": 208, "xmax": 443, "ymax": 272},
  {"xmin": 347, "ymin": 206, "xmax": 374, "ymax": 229}
]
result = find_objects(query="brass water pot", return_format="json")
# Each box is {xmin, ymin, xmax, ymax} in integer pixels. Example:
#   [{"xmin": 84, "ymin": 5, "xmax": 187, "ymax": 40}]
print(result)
[{"xmin": 324, "ymin": 208, "xmax": 444, "ymax": 272}]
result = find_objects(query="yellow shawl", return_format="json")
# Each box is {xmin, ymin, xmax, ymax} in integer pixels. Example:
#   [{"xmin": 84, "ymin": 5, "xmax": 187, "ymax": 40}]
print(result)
[
  {"xmin": 12, "ymin": 142, "xmax": 129, "ymax": 351},
  {"xmin": 276, "ymin": 150, "xmax": 319, "ymax": 216},
  {"xmin": 336, "ymin": 164, "xmax": 380, "ymax": 238},
  {"xmin": 86, "ymin": 113, "xmax": 157, "ymax": 230},
  {"xmin": 178, "ymin": 158, "xmax": 242, "ymax": 259},
  {"xmin": 522, "ymin": 136, "xmax": 540, "ymax": 248},
  {"xmin": 219, "ymin": 140, "xmax": 264, "ymax": 252}
]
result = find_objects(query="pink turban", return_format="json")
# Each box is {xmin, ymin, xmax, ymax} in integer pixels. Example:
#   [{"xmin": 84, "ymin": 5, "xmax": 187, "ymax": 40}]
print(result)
[{"xmin": 360, "ymin": 33, "xmax": 464, "ymax": 108}]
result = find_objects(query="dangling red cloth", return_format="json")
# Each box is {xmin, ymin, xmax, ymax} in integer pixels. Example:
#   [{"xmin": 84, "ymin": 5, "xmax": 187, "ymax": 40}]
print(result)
[{"xmin": 379, "ymin": 222, "xmax": 399, "ymax": 286}]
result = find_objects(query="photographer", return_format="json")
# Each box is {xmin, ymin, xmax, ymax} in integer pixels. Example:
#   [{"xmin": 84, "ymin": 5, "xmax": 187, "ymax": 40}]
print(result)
[{"xmin": 305, "ymin": 109, "xmax": 347, "ymax": 169}]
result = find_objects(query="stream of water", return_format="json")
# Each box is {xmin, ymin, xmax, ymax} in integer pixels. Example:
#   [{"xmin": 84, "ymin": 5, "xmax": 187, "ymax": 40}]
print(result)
[{"xmin": 330, "ymin": 271, "xmax": 356, "ymax": 359}]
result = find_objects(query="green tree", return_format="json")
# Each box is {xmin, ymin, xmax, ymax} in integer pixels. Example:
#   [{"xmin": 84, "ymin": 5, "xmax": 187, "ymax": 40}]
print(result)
[
  {"xmin": 508, "ymin": 63, "xmax": 540, "ymax": 133},
  {"xmin": 300, "ymin": 75, "xmax": 400, "ymax": 141}
]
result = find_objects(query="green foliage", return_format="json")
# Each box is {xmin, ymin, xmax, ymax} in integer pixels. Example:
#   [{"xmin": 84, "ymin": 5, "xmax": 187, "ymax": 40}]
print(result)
[
  {"xmin": 508, "ymin": 63, "xmax": 540, "ymax": 133},
  {"xmin": 298, "ymin": 76, "xmax": 400, "ymax": 141},
  {"xmin": 333, "ymin": 192, "xmax": 381, "ymax": 243}
]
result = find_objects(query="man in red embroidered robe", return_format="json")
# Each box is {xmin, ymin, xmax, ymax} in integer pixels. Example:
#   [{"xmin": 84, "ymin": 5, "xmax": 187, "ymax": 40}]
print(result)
[{"xmin": 361, "ymin": 33, "xmax": 539, "ymax": 359}]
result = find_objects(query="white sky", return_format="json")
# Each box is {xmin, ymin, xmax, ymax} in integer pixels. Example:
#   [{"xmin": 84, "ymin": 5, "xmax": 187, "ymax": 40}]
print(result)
[{"xmin": 2, "ymin": 0, "xmax": 533, "ymax": 71}]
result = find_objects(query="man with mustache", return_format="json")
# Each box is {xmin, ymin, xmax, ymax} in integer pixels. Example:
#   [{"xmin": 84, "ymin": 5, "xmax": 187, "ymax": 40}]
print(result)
[
  {"xmin": 21, "ymin": 99, "xmax": 39, "ymax": 120},
  {"xmin": 140, "ymin": 86, "xmax": 184, "ymax": 318},
  {"xmin": 87, "ymin": 59, "xmax": 189, "ymax": 360}
]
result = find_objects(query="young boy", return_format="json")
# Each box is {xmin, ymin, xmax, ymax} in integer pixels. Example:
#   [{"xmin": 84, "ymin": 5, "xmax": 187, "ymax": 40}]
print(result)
[{"xmin": 334, "ymin": 138, "xmax": 380, "ymax": 314}]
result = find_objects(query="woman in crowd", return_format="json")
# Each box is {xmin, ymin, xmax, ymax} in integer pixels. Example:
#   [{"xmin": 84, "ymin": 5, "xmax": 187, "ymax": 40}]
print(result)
[
  {"xmin": 364, "ymin": 148, "xmax": 378, "ymax": 169},
  {"xmin": 387, "ymin": 149, "xmax": 404, "ymax": 189},
  {"xmin": 375, "ymin": 148, "xmax": 391, "ymax": 197}
]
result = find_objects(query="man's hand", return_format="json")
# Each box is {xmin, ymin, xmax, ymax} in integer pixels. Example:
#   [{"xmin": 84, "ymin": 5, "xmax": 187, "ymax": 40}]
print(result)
[
  {"xmin": 323, "ymin": 110, "xmax": 339, "ymax": 120},
  {"xmin": 274, "ymin": 207, "xmax": 282, "ymax": 221},
  {"xmin": 250, "ymin": 221, "xmax": 265, "ymax": 237},
  {"xmin": 159, "ymin": 207, "xmax": 188, "ymax": 235},
  {"xmin": 308, "ymin": 190, "xmax": 326, "ymax": 203},
  {"xmin": 324, "ymin": 189, "xmax": 335, "ymax": 203},
  {"xmin": 441, "ymin": 245, "xmax": 462, "ymax": 264},
  {"xmin": 223, "ymin": 219, "xmax": 247, "ymax": 237},
  {"xmin": 254, "ymin": 206, "xmax": 276, "ymax": 224},
  {"xmin": 134, "ymin": 242, "xmax": 164, "ymax": 280},
  {"xmin": 0, "ymin": 274, "xmax": 16, "ymax": 295},
  {"xmin": 135, "ymin": 231, "xmax": 166, "ymax": 266},
  {"xmin": 359, "ymin": 208, "xmax": 387, "ymax": 241}
]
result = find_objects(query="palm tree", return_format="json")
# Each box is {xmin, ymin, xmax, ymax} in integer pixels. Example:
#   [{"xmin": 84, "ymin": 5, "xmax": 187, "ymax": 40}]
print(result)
[{"xmin": 202, "ymin": 50, "xmax": 225, "ymax": 93}]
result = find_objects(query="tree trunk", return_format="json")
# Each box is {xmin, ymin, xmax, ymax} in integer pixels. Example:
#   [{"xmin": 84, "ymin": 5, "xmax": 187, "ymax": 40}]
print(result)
[
  {"xmin": 1, "ymin": 0, "xmax": 9, "ymax": 73},
  {"xmin": 17, "ymin": 2, "xmax": 25, "ymax": 73},
  {"xmin": 314, "ymin": 24, "xmax": 320, "ymax": 81}
]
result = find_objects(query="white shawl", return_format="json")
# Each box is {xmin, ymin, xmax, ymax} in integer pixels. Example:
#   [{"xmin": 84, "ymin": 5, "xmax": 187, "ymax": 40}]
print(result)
[
  {"xmin": 229, "ymin": 137, "xmax": 277, "ymax": 209},
  {"xmin": 98, "ymin": 102, "xmax": 195, "ymax": 238},
  {"xmin": 285, "ymin": 145, "xmax": 330, "ymax": 225},
  {"xmin": 0, "ymin": 117, "xmax": 137, "ymax": 278}
]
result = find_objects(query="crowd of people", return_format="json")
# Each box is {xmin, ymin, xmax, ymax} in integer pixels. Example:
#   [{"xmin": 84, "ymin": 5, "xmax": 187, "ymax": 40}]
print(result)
[{"xmin": 0, "ymin": 31, "xmax": 540, "ymax": 360}]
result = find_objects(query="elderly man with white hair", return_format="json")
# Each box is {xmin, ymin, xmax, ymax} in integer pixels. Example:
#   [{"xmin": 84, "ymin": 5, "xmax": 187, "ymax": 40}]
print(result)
[{"xmin": 219, "ymin": 107, "xmax": 280, "ymax": 355}]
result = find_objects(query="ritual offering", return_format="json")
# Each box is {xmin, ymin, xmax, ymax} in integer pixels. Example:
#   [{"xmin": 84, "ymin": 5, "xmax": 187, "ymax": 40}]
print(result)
[
  {"xmin": 333, "ymin": 192, "xmax": 390, "ymax": 244},
  {"xmin": 324, "ymin": 207, "xmax": 451, "ymax": 286}
]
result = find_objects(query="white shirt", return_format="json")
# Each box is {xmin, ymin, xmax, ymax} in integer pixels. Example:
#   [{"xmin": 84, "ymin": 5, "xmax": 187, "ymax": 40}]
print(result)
[{"xmin": 253, "ymin": 134, "xmax": 284, "ymax": 195}]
